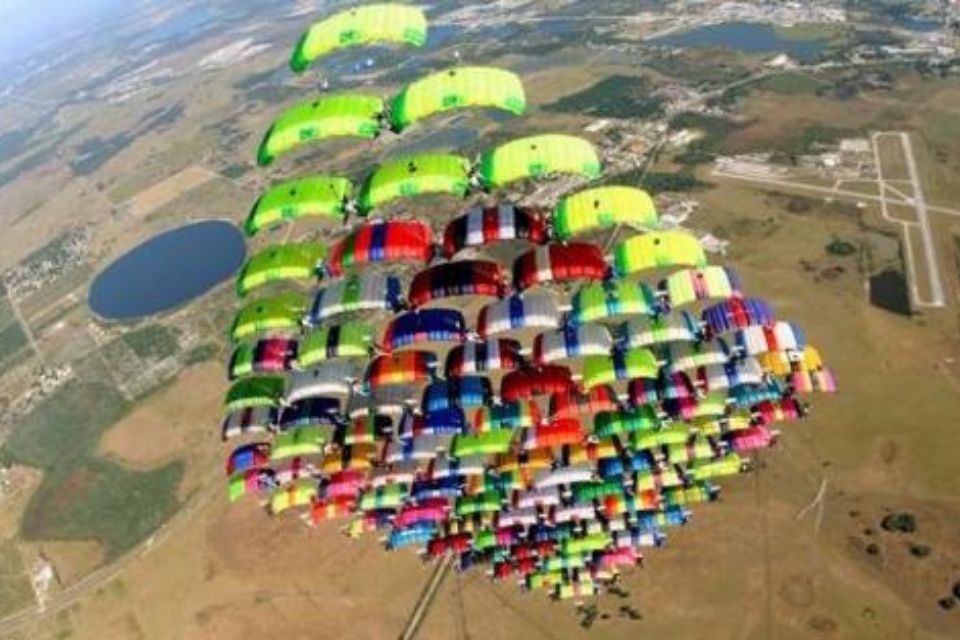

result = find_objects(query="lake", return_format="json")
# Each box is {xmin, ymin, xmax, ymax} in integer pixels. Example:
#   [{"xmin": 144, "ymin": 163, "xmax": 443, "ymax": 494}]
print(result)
[
  {"xmin": 649, "ymin": 22, "xmax": 828, "ymax": 63},
  {"xmin": 89, "ymin": 220, "xmax": 245, "ymax": 320}
]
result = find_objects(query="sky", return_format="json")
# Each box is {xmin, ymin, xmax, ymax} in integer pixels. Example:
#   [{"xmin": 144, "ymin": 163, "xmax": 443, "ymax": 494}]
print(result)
[{"xmin": 0, "ymin": 0, "xmax": 123, "ymax": 60}]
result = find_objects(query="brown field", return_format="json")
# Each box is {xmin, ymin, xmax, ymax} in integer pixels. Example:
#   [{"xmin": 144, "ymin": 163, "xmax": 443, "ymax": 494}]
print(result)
[
  {"xmin": 875, "ymin": 135, "xmax": 911, "ymax": 183},
  {"xmin": 124, "ymin": 165, "xmax": 214, "ymax": 219}
]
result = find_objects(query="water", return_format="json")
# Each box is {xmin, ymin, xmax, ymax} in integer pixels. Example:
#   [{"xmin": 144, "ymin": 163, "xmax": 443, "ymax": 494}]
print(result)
[
  {"xmin": 893, "ymin": 15, "xmax": 940, "ymax": 33},
  {"xmin": 649, "ymin": 22, "xmax": 828, "ymax": 63},
  {"xmin": 89, "ymin": 220, "xmax": 246, "ymax": 320}
]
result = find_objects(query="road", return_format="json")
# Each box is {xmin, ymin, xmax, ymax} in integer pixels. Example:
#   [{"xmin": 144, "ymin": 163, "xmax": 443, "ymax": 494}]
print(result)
[
  {"xmin": 887, "ymin": 131, "xmax": 945, "ymax": 307},
  {"xmin": 713, "ymin": 130, "xmax": 952, "ymax": 309}
]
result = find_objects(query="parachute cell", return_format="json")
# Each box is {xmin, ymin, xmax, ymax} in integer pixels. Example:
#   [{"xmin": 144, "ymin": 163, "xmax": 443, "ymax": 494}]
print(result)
[
  {"xmin": 613, "ymin": 231, "xmax": 707, "ymax": 276},
  {"xmin": 244, "ymin": 176, "xmax": 352, "ymax": 236},
  {"xmin": 236, "ymin": 243, "xmax": 325, "ymax": 296},
  {"xmin": 554, "ymin": 186, "xmax": 657, "ymax": 240},
  {"xmin": 512, "ymin": 242, "xmax": 607, "ymax": 291},
  {"xmin": 442, "ymin": 204, "xmax": 547, "ymax": 258},
  {"xmin": 326, "ymin": 219, "xmax": 433, "ymax": 277},
  {"xmin": 357, "ymin": 154, "xmax": 471, "ymax": 214},
  {"xmin": 477, "ymin": 134, "xmax": 601, "ymax": 189},
  {"xmin": 408, "ymin": 260, "xmax": 506, "ymax": 308}
]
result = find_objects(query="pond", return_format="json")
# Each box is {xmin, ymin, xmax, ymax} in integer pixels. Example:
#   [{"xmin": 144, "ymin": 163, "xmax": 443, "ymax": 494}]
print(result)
[
  {"xmin": 649, "ymin": 22, "xmax": 828, "ymax": 63},
  {"xmin": 89, "ymin": 220, "xmax": 245, "ymax": 321}
]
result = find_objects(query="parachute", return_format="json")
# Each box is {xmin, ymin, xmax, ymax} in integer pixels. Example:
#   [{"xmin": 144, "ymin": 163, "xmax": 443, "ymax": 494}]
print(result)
[
  {"xmin": 532, "ymin": 324, "xmax": 613, "ymax": 365},
  {"xmin": 257, "ymin": 94, "xmax": 384, "ymax": 166},
  {"xmin": 408, "ymin": 260, "xmax": 507, "ymax": 308},
  {"xmin": 442, "ymin": 204, "xmax": 547, "ymax": 258},
  {"xmin": 290, "ymin": 4, "xmax": 428, "ymax": 73},
  {"xmin": 287, "ymin": 360, "xmax": 361, "ymax": 403},
  {"xmin": 389, "ymin": 66, "xmax": 526, "ymax": 132},
  {"xmin": 296, "ymin": 322, "xmax": 373, "ymax": 367},
  {"xmin": 326, "ymin": 220, "xmax": 433, "ymax": 277},
  {"xmin": 613, "ymin": 231, "xmax": 707, "ymax": 277},
  {"xmin": 512, "ymin": 242, "xmax": 607, "ymax": 291},
  {"xmin": 477, "ymin": 291, "xmax": 560, "ymax": 339},
  {"xmin": 357, "ymin": 154, "xmax": 471, "ymax": 214},
  {"xmin": 618, "ymin": 312, "xmax": 701, "ymax": 349},
  {"xmin": 231, "ymin": 292, "xmax": 307, "ymax": 342},
  {"xmin": 222, "ymin": 6, "xmax": 836, "ymax": 604},
  {"xmin": 383, "ymin": 309, "xmax": 467, "ymax": 351},
  {"xmin": 230, "ymin": 337, "xmax": 298, "ymax": 379},
  {"xmin": 732, "ymin": 321, "xmax": 806, "ymax": 357},
  {"xmin": 554, "ymin": 186, "xmax": 657, "ymax": 240},
  {"xmin": 222, "ymin": 406, "xmax": 277, "ymax": 440},
  {"xmin": 501, "ymin": 365, "xmax": 576, "ymax": 402},
  {"xmin": 236, "ymin": 242, "xmax": 325, "ymax": 296},
  {"xmin": 569, "ymin": 280, "xmax": 657, "ymax": 326},
  {"xmin": 662, "ymin": 266, "xmax": 741, "ymax": 309},
  {"xmin": 365, "ymin": 351, "xmax": 438, "ymax": 390},
  {"xmin": 477, "ymin": 134, "xmax": 602, "ymax": 189},
  {"xmin": 702, "ymin": 297, "xmax": 776, "ymax": 335},
  {"xmin": 308, "ymin": 274, "xmax": 403, "ymax": 324},
  {"xmin": 582, "ymin": 348, "xmax": 659, "ymax": 390},
  {"xmin": 224, "ymin": 375, "xmax": 286, "ymax": 412},
  {"xmin": 244, "ymin": 176, "xmax": 352, "ymax": 236},
  {"xmin": 445, "ymin": 338, "xmax": 523, "ymax": 377}
]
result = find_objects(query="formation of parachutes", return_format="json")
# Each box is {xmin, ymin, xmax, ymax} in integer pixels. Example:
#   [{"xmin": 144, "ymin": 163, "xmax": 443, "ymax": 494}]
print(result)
[{"xmin": 222, "ymin": 4, "xmax": 836, "ymax": 601}]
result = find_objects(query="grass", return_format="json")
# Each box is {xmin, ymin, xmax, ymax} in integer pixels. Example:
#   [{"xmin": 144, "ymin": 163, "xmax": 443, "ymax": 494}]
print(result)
[
  {"xmin": 0, "ymin": 541, "xmax": 33, "ymax": 618},
  {"xmin": 121, "ymin": 324, "xmax": 180, "ymax": 360},
  {"xmin": 0, "ymin": 319, "xmax": 29, "ymax": 366},
  {"xmin": 0, "ymin": 380, "xmax": 184, "ymax": 559},
  {"xmin": 542, "ymin": 74, "xmax": 664, "ymax": 119},
  {"xmin": 183, "ymin": 342, "xmax": 221, "ymax": 365},
  {"xmin": 773, "ymin": 23, "xmax": 848, "ymax": 42},
  {"xmin": 754, "ymin": 72, "xmax": 834, "ymax": 96}
]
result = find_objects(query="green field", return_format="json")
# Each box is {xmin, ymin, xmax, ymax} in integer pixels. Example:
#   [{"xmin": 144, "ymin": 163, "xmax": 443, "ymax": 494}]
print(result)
[
  {"xmin": 121, "ymin": 324, "xmax": 180, "ymax": 360},
  {"xmin": 754, "ymin": 72, "xmax": 835, "ymax": 95},
  {"xmin": 543, "ymin": 74, "xmax": 664, "ymax": 119},
  {"xmin": 0, "ymin": 380, "xmax": 184, "ymax": 559}
]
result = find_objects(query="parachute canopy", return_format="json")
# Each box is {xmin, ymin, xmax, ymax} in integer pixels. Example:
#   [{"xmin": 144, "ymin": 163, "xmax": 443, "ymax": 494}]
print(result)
[
  {"xmin": 383, "ymin": 309, "xmax": 467, "ymax": 351},
  {"xmin": 663, "ymin": 266, "xmax": 741, "ymax": 309},
  {"xmin": 554, "ymin": 186, "xmax": 657, "ymax": 240},
  {"xmin": 245, "ymin": 176, "xmax": 352, "ymax": 237},
  {"xmin": 357, "ymin": 153, "xmax": 471, "ymax": 214},
  {"xmin": 613, "ymin": 230, "xmax": 707, "ymax": 277},
  {"xmin": 231, "ymin": 292, "xmax": 307, "ymax": 342},
  {"xmin": 477, "ymin": 134, "xmax": 601, "ymax": 189},
  {"xmin": 512, "ymin": 242, "xmax": 607, "ymax": 291},
  {"xmin": 326, "ymin": 219, "xmax": 433, "ymax": 277},
  {"xmin": 442, "ymin": 204, "xmax": 547, "ymax": 258},
  {"xmin": 389, "ymin": 66, "xmax": 526, "ymax": 132},
  {"xmin": 230, "ymin": 337, "xmax": 298, "ymax": 379},
  {"xmin": 309, "ymin": 274, "xmax": 403, "ymax": 324},
  {"xmin": 570, "ymin": 280, "xmax": 657, "ymax": 326},
  {"xmin": 290, "ymin": 4, "xmax": 428, "ymax": 73},
  {"xmin": 408, "ymin": 260, "xmax": 507, "ymax": 308},
  {"xmin": 257, "ymin": 94, "xmax": 384, "ymax": 166},
  {"xmin": 477, "ymin": 291, "xmax": 560, "ymax": 339},
  {"xmin": 296, "ymin": 322, "xmax": 373, "ymax": 367},
  {"xmin": 236, "ymin": 242, "xmax": 325, "ymax": 296}
]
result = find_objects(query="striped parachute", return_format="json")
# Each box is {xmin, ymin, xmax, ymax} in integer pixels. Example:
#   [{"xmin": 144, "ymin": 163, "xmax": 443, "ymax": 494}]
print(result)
[
  {"xmin": 442, "ymin": 204, "xmax": 547, "ymax": 258},
  {"xmin": 532, "ymin": 324, "xmax": 614, "ymax": 365},
  {"xmin": 512, "ymin": 242, "xmax": 607, "ymax": 292},
  {"xmin": 229, "ymin": 337, "xmax": 298, "ymax": 379},
  {"xmin": 477, "ymin": 291, "xmax": 560, "ymax": 339},
  {"xmin": 308, "ymin": 274, "xmax": 403, "ymax": 324},
  {"xmin": 570, "ymin": 280, "xmax": 657, "ymax": 325},
  {"xmin": 382, "ymin": 309, "xmax": 467, "ymax": 351},
  {"xmin": 326, "ymin": 219, "xmax": 433, "ymax": 277},
  {"xmin": 445, "ymin": 338, "xmax": 523, "ymax": 377},
  {"xmin": 662, "ymin": 266, "xmax": 741, "ymax": 309},
  {"xmin": 408, "ymin": 260, "xmax": 506, "ymax": 308},
  {"xmin": 296, "ymin": 322, "xmax": 373, "ymax": 367}
]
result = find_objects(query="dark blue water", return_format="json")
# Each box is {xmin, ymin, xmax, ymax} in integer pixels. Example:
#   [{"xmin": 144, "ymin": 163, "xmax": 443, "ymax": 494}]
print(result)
[
  {"xmin": 650, "ymin": 22, "xmax": 828, "ymax": 63},
  {"xmin": 89, "ymin": 220, "xmax": 245, "ymax": 320},
  {"xmin": 893, "ymin": 15, "xmax": 940, "ymax": 33}
]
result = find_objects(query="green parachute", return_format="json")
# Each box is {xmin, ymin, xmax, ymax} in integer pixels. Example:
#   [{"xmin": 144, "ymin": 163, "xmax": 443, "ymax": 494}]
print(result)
[
  {"xmin": 231, "ymin": 292, "xmax": 307, "ymax": 342},
  {"xmin": 245, "ymin": 176, "xmax": 353, "ymax": 236},
  {"xmin": 257, "ymin": 94, "xmax": 384, "ymax": 166},
  {"xmin": 236, "ymin": 243, "xmax": 325, "ymax": 296},
  {"xmin": 290, "ymin": 4, "xmax": 428, "ymax": 74},
  {"xmin": 554, "ymin": 186, "xmax": 657, "ymax": 240},
  {"xmin": 357, "ymin": 153, "xmax": 471, "ymax": 214},
  {"xmin": 613, "ymin": 230, "xmax": 707, "ymax": 276},
  {"xmin": 389, "ymin": 66, "xmax": 526, "ymax": 132},
  {"xmin": 477, "ymin": 134, "xmax": 601, "ymax": 189}
]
